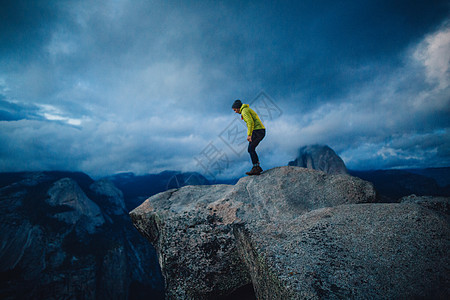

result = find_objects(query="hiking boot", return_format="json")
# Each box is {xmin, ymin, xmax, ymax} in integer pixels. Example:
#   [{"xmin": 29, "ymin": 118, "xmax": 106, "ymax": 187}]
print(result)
[
  {"xmin": 246, "ymin": 166, "xmax": 261, "ymax": 176},
  {"xmin": 256, "ymin": 166, "xmax": 263, "ymax": 173}
]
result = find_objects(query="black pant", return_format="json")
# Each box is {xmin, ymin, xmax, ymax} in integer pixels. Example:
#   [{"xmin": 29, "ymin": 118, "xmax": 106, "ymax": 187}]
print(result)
[{"xmin": 248, "ymin": 129, "xmax": 265, "ymax": 165}]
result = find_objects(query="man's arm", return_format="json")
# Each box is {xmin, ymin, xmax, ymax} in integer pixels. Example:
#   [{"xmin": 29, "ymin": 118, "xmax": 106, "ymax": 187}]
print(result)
[{"xmin": 242, "ymin": 109, "xmax": 254, "ymax": 137}]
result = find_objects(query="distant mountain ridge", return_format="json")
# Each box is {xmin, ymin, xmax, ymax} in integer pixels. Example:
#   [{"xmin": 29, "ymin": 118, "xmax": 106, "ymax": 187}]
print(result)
[
  {"xmin": 0, "ymin": 171, "xmax": 164, "ymax": 299},
  {"xmin": 349, "ymin": 168, "xmax": 450, "ymax": 201},
  {"xmin": 405, "ymin": 167, "xmax": 450, "ymax": 187}
]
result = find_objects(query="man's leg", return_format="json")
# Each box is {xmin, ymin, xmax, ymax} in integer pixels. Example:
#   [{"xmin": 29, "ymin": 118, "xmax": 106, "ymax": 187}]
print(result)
[{"xmin": 247, "ymin": 129, "xmax": 266, "ymax": 174}]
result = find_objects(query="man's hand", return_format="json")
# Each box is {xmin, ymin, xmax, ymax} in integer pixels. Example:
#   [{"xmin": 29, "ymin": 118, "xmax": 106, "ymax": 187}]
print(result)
[{"xmin": 247, "ymin": 135, "xmax": 252, "ymax": 142}]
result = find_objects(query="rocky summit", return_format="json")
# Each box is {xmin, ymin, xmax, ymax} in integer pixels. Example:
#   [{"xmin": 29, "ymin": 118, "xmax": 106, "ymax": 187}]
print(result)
[
  {"xmin": 130, "ymin": 167, "xmax": 432, "ymax": 298},
  {"xmin": 131, "ymin": 166, "xmax": 450, "ymax": 299}
]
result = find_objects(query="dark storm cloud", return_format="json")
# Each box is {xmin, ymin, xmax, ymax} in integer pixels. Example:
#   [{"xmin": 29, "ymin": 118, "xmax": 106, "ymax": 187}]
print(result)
[
  {"xmin": 0, "ymin": 0, "xmax": 67, "ymax": 65},
  {"xmin": 0, "ymin": 0, "xmax": 449, "ymax": 177},
  {"xmin": 180, "ymin": 0, "xmax": 450, "ymax": 109},
  {"xmin": 0, "ymin": 96, "xmax": 41, "ymax": 121}
]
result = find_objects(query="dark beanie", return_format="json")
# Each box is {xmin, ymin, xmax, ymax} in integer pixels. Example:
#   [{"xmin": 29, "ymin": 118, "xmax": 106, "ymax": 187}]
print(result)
[{"xmin": 232, "ymin": 99, "xmax": 242, "ymax": 109}]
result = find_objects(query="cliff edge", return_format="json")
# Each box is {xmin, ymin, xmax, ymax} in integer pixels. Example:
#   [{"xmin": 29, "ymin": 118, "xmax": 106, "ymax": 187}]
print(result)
[{"xmin": 130, "ymin": 166, "xmax": 449, "ymax": 299}]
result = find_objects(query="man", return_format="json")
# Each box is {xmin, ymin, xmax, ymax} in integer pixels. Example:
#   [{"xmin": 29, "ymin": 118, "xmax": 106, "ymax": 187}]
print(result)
[{"xmin": 232, "ymin": 99, "xmax": 266, "ymax": 175}]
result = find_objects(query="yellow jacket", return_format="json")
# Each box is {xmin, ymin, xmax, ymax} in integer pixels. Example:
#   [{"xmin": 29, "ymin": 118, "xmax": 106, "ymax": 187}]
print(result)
[{"xmin": 240, "ymin": 104, "xmax": 265, "ymax": 136}]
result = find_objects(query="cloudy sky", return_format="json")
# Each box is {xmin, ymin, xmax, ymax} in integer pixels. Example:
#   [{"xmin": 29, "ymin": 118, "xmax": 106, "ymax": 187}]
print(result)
[{"xmin": 1, "ymin": 0, "xmax": 449, "ymax": 179}]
